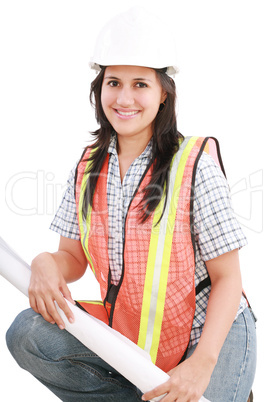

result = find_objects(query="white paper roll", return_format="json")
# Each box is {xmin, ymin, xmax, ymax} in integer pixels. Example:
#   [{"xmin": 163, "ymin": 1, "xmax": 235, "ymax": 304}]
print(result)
[{"xmin": 0, "ymin": 236, "xmax": 209, "ymax": 402}]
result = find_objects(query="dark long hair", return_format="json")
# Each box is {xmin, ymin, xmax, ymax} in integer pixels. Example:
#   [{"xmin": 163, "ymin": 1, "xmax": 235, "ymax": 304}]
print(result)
[{"xmin": 82, "ymin": 67, "xmax": 183, "ymax": 223}]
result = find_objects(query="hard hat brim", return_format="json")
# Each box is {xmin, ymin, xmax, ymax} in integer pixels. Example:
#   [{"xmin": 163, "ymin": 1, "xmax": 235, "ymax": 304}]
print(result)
[{"xmin": 89, "ymin": 62, "xmax": 179, "ymax": 76}]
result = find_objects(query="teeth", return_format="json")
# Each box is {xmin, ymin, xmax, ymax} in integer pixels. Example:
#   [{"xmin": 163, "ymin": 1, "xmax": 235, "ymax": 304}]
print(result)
[{"xmin": 117, "ymin": 110, "xmax": 139, "ymax": 116}]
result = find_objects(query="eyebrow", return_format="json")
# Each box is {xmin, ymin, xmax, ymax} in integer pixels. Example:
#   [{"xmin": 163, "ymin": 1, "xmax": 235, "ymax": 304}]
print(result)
[{"xmin": 104, "ymin": 76, "xmax": 153, "ymax": 82}]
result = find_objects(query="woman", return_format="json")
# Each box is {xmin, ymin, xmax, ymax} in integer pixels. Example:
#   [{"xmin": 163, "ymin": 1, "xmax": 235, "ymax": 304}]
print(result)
[{"xmin": 6, "ymin": 7, "xmax": 256, "ymax": 402}]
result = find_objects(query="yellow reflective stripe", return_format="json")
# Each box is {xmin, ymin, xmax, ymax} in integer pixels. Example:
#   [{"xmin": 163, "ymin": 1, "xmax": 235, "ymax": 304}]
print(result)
[
  {"xmin": 137, "ymin": 147, "xmax": 180, "ymax": 351},
  {"xmin": 78, "ymin": 152, "xmax": 96, "ymax": 275},
  {"xmin": 150, "ymin": 136, "xmax": 199, "ymax": 362},
  {"xmin": 137, "ymin": 140, "xmax": 188, "ymax": 352},
  {"xmin": 137, "ymin": 136, "xmax": 199, "ymax": 363},
  {"xmin": 76, "ymin": 300, "xmax": 103, "ymax": 306},
  {"xmin": 137, "ymin": 214, "xmax": 161, "ymax": 350}
]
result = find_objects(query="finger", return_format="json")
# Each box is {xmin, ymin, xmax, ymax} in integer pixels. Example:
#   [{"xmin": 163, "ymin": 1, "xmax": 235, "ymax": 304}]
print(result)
[
  {"xmin": 36, "ymin": 297, "xmax": 57, "ymax": 324},
  {"xmin": 56, "ymin": 292, "xmax": 75, "ymax": 324},
  {"xmin": 156, "ymin": 390, "xmax": 178, "ymax": 402},
  {"xmin": 142, "ymin": 382, "xmax": 169, "ymax": 401},
  {"xmin": 46, "ymin": 292, "xmax": 75, "ymax": 328},
  {"xmin": 45, "ymin": 297, "xmax": 68, "ymax": 329},
  {"xmin": 60, "ymin": 283, "xmax": 75, "ymax": 305},
  {"xmin": 29, "ymin": 294, "xmax": 39, "ymax": 313},
  {"xmin": 29, "ymin": 294, "xmax": 56, "ymax": 324}
]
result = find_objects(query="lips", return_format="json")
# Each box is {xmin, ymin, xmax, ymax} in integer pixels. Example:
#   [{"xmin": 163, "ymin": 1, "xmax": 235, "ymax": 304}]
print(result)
[
  {"xmin": 114, "ymin": 109, "xmax": 141, "ymax": 118},
  {"xmin": 117, "ymin": 110, "xmax": 139, "ymax": 116}
]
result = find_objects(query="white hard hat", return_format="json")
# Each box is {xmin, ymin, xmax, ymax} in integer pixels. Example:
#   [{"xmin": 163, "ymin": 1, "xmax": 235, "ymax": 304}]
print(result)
[{"xmin": 90, "ymin": 7, "xmax": 179, "ymax": 76}]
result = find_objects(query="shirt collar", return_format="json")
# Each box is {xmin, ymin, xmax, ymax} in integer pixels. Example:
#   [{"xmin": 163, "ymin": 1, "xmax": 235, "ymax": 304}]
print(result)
[
  {"xmin": 108, "ymin": 133, "xmax": 153, "ymax": 160},
  {"xmin": 108, "ymin": 134, "xmax": 118, "ymax": 156}
]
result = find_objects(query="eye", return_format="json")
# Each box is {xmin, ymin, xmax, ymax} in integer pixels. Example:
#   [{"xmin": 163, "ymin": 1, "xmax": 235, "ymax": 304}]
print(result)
[
  {"xmin": 107, "ymin": 80, "xmax": 119, "ymax": 87},
  {"xmin": 135, "ymin": 82, "xmax": 148, "ymax": 88}
]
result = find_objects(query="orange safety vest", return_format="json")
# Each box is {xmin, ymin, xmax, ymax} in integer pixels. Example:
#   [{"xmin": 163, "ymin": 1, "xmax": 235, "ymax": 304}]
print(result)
[{"xmin": 75, "ymin": 136, "xmax": 225, "ymax": 372}]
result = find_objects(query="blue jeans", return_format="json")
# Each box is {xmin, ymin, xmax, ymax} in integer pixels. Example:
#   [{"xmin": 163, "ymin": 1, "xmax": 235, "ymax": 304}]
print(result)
[
  {"xmin": 6, "ymin": 307, "xmax": 256, "ymax": 401},
  {"xmin": 187, "ymin": 307, "xmax": 257, "ymax": 401}
]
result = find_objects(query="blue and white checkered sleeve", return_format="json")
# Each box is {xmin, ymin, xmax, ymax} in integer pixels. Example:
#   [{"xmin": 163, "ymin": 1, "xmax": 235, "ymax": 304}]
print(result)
[
  {"xmin": 193, "ymin": 153, "xmax": 248, "ymax": 261},
  {"xmin": 49, "ymin": 164, "xmax": 80, "ymax": 240}
]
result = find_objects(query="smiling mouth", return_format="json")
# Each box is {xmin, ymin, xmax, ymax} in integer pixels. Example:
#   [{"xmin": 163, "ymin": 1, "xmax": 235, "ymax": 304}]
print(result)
[{"xmin": 115, "ymin": 109, "xmax": 140, "ymax": 116}]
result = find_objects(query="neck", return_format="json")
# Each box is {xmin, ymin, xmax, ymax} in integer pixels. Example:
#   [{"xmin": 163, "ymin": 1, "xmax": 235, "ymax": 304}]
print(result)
[
  {"xmin": 116, "ymin": 132, "xmax": 152, "ymax": 182},
  {"xmin": 117, "ymin": 133, "xmax": 152, "ymax": 159}
]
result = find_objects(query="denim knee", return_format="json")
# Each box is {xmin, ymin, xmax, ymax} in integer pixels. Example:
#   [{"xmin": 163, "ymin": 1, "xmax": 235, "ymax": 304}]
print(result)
[{"xmin": 6, "ymin": 308, "xmax": 38, "ymax": 367}]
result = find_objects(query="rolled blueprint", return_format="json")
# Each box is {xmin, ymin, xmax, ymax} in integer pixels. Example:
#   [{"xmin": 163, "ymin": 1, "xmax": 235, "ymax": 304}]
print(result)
[{"xmin": 0, "ymin": 236, "xmax": 209, "ymax": 402}]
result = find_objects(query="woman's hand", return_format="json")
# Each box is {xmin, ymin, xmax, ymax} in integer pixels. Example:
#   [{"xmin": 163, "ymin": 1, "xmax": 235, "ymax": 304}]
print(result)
[
  {"xmin": 29, "ymin": 252, "xmax": 76, "ymax": 329},
  {"xmin": 142, "ymin": 353, "xmax": 214, "ymax": 401}
]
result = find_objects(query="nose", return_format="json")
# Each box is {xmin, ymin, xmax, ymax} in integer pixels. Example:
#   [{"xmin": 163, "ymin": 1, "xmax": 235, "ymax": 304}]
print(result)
[{"xmin": 116, "ymin": 87, "xmax": 135, "ymax": 107}]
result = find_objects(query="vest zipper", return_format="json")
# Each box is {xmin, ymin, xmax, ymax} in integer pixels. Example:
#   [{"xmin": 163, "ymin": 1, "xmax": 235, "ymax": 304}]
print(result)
[{"xmin": 107, "ymin": 227, "xmax": 126, "ymax": 327}]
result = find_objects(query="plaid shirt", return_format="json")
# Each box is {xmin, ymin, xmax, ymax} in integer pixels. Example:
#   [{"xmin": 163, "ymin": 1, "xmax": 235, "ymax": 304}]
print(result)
[{"xmin": 50, "ymin": 136, "xmax": 248, "ymax": 346}]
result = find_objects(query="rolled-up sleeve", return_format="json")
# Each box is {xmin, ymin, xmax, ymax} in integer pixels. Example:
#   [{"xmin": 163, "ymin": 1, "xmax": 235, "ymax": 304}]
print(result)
[
  {"xmin": 193, "ymin": 153, "xmax": 247, "ymax": 261},
  {"xmin": 50, "ymin": 165, "xmax": 80, "ymax": 240}
]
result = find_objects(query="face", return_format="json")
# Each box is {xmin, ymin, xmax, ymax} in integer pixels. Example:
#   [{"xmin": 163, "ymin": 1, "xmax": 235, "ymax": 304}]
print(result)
[{"xmin": 101, "ymin": 65, "xmax": 166, "ymax": 142}]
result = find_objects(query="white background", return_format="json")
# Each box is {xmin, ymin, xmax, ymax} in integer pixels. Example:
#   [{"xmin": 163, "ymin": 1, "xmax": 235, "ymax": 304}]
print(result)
[{"xmin": 0, "ymin": 0, "xmax": 267, "ymax": 400}]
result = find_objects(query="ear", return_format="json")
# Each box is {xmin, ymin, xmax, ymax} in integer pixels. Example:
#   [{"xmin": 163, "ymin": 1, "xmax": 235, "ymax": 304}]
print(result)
[{"xmin": 161, "ymin": 91, "xmax": 167, "ymax": 104}]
